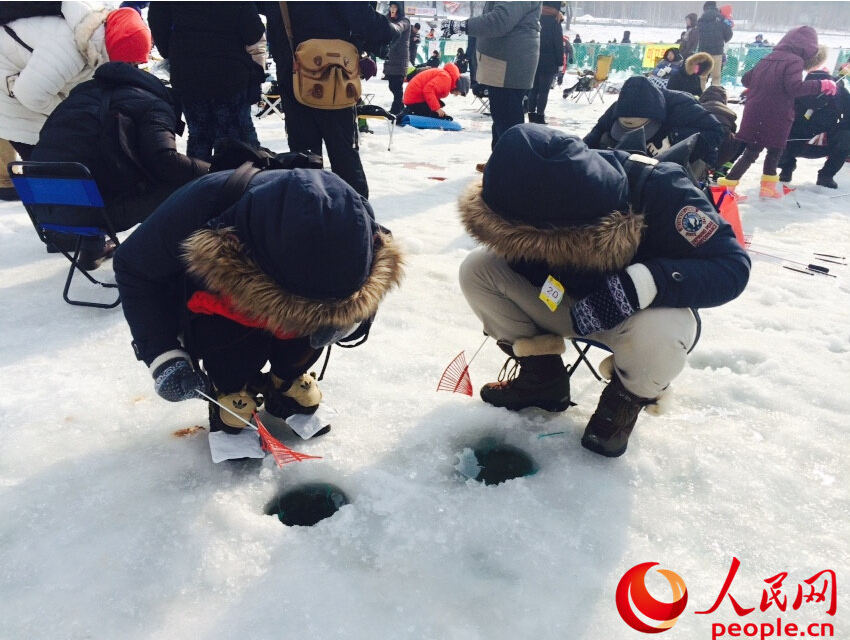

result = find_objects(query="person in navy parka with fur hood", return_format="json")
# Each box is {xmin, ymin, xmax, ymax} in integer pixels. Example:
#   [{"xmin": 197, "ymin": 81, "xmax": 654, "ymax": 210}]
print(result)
[
  {"xmin": 114, "ymin": 169, "xmax": 403, "ymax": 460},
  {"xmin": 458, "ymin": 124, "xmax": 750, "ymax": 458}
]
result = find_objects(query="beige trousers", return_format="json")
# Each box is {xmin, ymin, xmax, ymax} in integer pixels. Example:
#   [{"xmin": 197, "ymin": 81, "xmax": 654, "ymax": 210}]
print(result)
[
  {"xmin": 709, "ymin": 54, "xmax": 724, "ymax": 86},
  {"xmin": 0, "ymin": 139, "xmax": 17, "ymax": 189},
  {"xmin": 459, "ymin": 249, "xmax": 699, "ymax": 399}
]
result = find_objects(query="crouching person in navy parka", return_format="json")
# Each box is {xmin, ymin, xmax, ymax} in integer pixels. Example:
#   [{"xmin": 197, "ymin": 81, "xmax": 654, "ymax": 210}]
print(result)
[
  {"xmin": 114, "ymin": 168, "xmax": 404, "ymax": 460},
  {"xmin": 458, "ymin": 124, "xmax": 750, "ymax": 458}
]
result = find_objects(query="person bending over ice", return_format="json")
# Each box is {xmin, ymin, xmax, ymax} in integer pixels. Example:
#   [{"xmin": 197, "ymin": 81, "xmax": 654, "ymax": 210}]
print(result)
[
  {"xmin": 401, "ymin": 62, "xmax": 470, "ymax": 120},
  {"xmin": 114, "ymin": 167, "xmax": 403, "ymax": 461},
  {"xmin": 458, "ymin": 124, "xmax": 750, "ymax": 457}
]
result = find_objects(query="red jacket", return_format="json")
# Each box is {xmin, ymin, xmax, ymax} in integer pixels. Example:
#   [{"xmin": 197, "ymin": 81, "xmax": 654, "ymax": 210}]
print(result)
[{"xmin": 404, "ymin": 62, "xmax": 460, "ymax": 111}]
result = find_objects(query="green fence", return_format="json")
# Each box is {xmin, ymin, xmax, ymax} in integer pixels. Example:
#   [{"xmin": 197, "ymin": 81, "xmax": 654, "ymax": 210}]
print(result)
[{"xmin": 412, "ymin": 40, "xmax": 850, "ymax": 85}]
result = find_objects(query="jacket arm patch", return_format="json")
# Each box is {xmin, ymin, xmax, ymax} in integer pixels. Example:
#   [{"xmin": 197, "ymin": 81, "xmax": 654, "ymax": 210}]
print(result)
[{"xmin": 675, "ymin": 205, "xmax": 719, "ymax": 247}]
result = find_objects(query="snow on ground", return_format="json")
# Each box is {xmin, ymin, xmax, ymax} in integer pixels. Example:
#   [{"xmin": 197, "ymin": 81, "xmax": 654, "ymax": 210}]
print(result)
[{"xmin": 1, "ymin": 79, "xmax": 849, "ymax": 640}]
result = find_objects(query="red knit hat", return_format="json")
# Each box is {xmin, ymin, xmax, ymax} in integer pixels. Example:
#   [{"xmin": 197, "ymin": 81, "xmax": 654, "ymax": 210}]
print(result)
[{"xmin": 105, "ymin": 7, "xmax": 152, "ymax": 64}]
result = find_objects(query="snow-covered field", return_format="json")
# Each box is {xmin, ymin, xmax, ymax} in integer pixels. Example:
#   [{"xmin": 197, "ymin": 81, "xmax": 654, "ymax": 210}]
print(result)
[{"xmin": 1, "ymin": 78, "xmax": 848, "ymax": 640}]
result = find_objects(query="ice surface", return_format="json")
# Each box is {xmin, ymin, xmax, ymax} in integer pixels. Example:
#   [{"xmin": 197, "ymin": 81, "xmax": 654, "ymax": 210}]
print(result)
[{"xmin": 1, "ymin": 63, "xmax": 848, "ymax": 640}]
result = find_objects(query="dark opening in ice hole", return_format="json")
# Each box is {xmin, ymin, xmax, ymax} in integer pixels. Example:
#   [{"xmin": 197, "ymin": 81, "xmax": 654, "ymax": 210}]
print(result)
[
  {"xmin": 266, "ymin": 483, "xmax": 349, "ymax": 526},
  {"xmin": 458, "ymin": 440, "xmax": 538, "ymax": 486}
]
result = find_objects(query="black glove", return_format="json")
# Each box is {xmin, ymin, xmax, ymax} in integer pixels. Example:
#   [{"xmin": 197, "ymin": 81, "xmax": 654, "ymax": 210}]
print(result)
[
  {"xmin": 152, "ymin": 354, "xmax": 208, "ymax": 402},
  {"xmin": 570, "ymin": 273, "xmax": 640, "ymax": 336},
  {"xmin": 209, "ymin": 139, "xmax": 268, "ymax": 172}
]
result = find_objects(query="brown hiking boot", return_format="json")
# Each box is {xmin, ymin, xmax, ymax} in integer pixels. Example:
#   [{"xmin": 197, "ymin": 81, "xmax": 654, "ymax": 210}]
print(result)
[
  {"xmin": 480, "ymin": 337, "xmax": 571, "ymax": 413},
  {"xmin": 581, "ymin": 374, "xmax": 654, "ymax": 457}
]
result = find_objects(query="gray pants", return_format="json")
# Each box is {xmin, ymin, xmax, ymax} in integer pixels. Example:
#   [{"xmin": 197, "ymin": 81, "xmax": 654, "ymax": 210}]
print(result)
[{"xmin": 459, "ymin": 249, "xmax": 699, "ymax": 399}]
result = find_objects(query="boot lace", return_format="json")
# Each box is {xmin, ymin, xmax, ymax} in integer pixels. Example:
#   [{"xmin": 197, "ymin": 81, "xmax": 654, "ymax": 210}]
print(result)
[{"xmin": 492, "ymin": 357, "xmax": 521, "ymax": 387}]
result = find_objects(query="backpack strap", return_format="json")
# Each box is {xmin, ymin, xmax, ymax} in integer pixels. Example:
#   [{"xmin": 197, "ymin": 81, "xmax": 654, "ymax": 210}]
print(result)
[
  {"xmin": 218, "ymin": 161, "xmax": 263, "ymax": 210},
  {"xmin": 622, "ymin": 154, "xmax": 659, "ymax": 213}
]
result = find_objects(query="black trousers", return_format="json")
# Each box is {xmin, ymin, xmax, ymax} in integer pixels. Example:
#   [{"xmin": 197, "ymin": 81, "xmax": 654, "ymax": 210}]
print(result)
[
  {"xmin": 403, "ymin": 99, "xmax": 445, "ymax": 118},
  {"xmin": 778, "ymin": 130, "xmax": 850, "ymax": 178},
  {"xmin": 387, "ymin": 75, "xmax": 405, "ymax": 115},
  {"xmin": 726, "ymin": 143, "xmax": 782, "ymax": 179},
  {"xmin": 527, "ymin": 67, "xmax": 558, "ymax": 116},
  {"xmin": 105, "ymin": 184, "xmax": 177, "ymax": 232},
  {"xmin": 190, "ymin": 314, "xmax": 321, "ymax": 394},
  {"xmin": 283, "ymin": 94, "xmax": 369, "ymax": 198},
  {"xmin": 486, "ymin": 86, "xmax": 527, "ymax": 150}
]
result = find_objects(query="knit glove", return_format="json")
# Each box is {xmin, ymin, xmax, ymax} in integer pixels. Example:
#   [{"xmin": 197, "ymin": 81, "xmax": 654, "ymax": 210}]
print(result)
[
  {"xmin": 570, "ymin": 272, "xmax": 640, "ymax": 337},
  {"xmin": 820, "ymin": 79, "xmax": 838, "ymax": 96},
  {"xmin": 151, "ymin": 351, "xmax": 208, "ymax": 402}
]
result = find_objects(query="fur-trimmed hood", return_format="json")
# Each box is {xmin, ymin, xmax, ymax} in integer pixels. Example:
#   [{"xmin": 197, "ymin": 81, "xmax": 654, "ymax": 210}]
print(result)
[
  {"xmin": 179, "ymin": 170, "xmax": 404, "ymax": 335},
  {"xmin": 63, "ymin": 1, "xmax": 110, "ymax": 67},
  {"xmin": 459, "ymin": 181, "xmax": 644, "ymax": 272},
  {"xmin": 462, "ymin": 125, "xmax": 643, "ymax": 272},
  {"xmin": 182, "ymin": 227, "xmax": 404, "ymax": 335},
  {"xmin": 684, "ymin": 51, "xmax": 714, "ymax": 76}
]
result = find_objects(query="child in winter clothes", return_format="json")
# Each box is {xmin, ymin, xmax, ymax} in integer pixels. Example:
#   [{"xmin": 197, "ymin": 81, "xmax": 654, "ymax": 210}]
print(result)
[
  {"xmin": 719, "ymin": 27, "xmax": 834, "ymax": 198},
  {"xmin": 402, "ymin": 62, "xmax": 470, "ymax": 119},
  {"xmin": 667, "ymin": 52, "xmax": 714, "ymax": 96},
  {"xmin": 648, "ymin": 47, "xmax": 683, "ymax": 89},
  {"xmin": 458, "ymin": 124, "xmax": 750, "ymax": 457},
  {"xmin": 115, "ymin": 168, "xmax": 404, "ymax": 462},
  {"xmin": 699, "ymin": 86, "xmax": 739, "ymax": 171}
]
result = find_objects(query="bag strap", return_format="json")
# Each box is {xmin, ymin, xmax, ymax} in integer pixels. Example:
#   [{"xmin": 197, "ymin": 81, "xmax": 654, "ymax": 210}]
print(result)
[
  {"xmin": 278, "ymin": 1, "xmax": 296, "ymax": 64},
  {"xmin": 219, "ymin": 161, "xmax": 263, "ymax": 211},
  {"xmin": 622, "ymin": 154, "xmax": 659, "ymax": 213},
  {"xmin": 3, "ymin": 25, "xmax": 33, "ymax": 53}
]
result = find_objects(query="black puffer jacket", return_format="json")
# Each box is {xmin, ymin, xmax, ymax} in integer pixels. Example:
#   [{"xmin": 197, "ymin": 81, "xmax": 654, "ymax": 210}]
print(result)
[
  {"xmin": 537, "ymin": 8, "xmax": 565, "ymax": 72},
  {"xmin": 584, "ymin": 76, "xmax": 723, "ymax": 167},
  {"xmin": 788, "ymin": 70, "xmax": 850, "ymax": 140},
  {"xmin": 148, "ymin": 2, "xmax": 265, "ymax": 100},
  {"xmin": 32, "ymin": 62, "xmax": 209, "ymax": 202},
  {"xmin": 697, "ymin": 7, "xmax": 732, "ymax": 55}
]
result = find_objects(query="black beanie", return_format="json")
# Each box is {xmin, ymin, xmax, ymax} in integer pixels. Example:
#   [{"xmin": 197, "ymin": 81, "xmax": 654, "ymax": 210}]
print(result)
[{"xmin": 615, "ymin": 76, "xmax": 667, "ymax": 121}]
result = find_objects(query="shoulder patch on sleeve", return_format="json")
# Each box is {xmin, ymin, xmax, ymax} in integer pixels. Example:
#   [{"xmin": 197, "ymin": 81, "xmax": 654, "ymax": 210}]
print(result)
[{"xmin": 675, "ymin": 205, "xmax": 719, "ymax": 247}]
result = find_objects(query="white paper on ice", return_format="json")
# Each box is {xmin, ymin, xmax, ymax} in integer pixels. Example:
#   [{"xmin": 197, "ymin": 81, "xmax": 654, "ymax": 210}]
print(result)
[
  {"xmin": 286, "ymin": 405, "xmax": 337, "ymax": 440},
  {"xmin": 208, "ymin": 428, "xmax": 266, "ymax": 463}
]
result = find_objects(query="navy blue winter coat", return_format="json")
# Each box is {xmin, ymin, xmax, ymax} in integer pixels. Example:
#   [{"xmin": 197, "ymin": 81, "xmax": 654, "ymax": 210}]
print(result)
[
  {"xmin": 459, "ymin": 124, "xmax": 750, "ymax": 311},
  {"xmin": 584, "ymin": 76, "xmax": 724, "ymax": 167},
  {"xmin": 114, "ymin": 169, "xmax": 403, "ymax": 365}
]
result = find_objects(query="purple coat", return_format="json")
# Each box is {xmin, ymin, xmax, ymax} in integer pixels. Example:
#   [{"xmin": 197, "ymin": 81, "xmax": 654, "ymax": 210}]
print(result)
[{"xmin": 736, "ymin": 26, "xmax": 822, "ymax": 149}]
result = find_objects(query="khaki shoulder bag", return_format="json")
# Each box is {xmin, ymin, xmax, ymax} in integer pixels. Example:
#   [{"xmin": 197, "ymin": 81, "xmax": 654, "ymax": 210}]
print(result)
[{"xmin": 279, "ymin": 2, "xmax": 361, "ymax": 110}]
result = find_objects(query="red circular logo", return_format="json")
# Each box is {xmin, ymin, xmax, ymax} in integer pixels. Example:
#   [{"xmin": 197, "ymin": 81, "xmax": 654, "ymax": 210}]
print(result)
[{"xmin": 616, "ymin": 563, "xmax": 688, "ymax": 633}]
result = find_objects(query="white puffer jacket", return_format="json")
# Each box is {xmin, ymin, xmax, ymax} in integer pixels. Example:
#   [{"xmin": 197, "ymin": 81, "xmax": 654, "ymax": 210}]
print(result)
[{"xmin": 0, "ymin": 1, "xmax": 110, "ymax": 145}]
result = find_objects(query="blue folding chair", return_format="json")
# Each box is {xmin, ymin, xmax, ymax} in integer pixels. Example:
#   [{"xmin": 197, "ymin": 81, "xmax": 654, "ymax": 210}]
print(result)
[{"xmin": 8, "ymin": 161, "xmax": 120, "ymax": 309}]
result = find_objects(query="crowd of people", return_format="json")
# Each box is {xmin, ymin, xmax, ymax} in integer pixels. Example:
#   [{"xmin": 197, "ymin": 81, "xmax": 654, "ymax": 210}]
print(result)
[{"xmin": 0, "ymin": 1, "xmax": 845, "ymax": 462}]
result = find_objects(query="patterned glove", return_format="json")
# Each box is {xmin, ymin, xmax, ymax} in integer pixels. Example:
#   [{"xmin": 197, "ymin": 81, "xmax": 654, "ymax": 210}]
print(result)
[
  {"xmin": 570, "ymin": 272, "xmax": 640, "ymax": 337},
  {"xmin": 151, "ymin": 353, "xmax": 208, "ymax": 402},
  {"xmin": 820, "ymin": 79, "xmax": 838, "ymax": 96}
]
